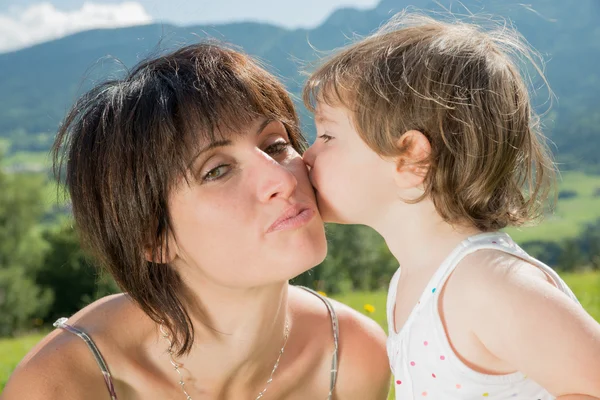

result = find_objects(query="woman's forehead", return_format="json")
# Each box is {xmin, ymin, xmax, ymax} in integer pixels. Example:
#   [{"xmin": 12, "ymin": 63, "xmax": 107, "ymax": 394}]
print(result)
[{"xmin": 199, "ymin": 117, "xmax": 284, "ymax": 142}]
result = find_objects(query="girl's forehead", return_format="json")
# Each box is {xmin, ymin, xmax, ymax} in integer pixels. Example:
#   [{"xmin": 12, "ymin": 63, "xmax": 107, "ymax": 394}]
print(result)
[{"xmin": 316, "ymin": 103, "xmax": 349, "ymax": 124}]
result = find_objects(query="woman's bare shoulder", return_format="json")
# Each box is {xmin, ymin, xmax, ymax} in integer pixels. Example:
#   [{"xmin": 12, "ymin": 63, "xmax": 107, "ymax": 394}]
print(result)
[
  {"xmin": 2, "ymin": 324, "xmax": 110, "ymax": 399},
  {"xmin": 2, "ymin": 293, "xmax": 151, "ymax": 400},
  {"xmin": 328, "ymin": 297, "xmax": 390, "ymax": 399},
  {"xmin": 288, "ymin": 286, "xmax": 390, "ymax": 399}
]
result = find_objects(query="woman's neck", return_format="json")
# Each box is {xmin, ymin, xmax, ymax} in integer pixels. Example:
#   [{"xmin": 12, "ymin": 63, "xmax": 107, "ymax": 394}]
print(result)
[{"xmin": 158, "ymin": 280, "xmax": 291, "ymax": 397}]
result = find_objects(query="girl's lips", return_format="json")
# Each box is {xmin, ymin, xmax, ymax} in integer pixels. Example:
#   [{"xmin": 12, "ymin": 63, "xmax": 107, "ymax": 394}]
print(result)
[{"xmin": 267, "ymin": 205, "xmax": 315, "ymax": 233}]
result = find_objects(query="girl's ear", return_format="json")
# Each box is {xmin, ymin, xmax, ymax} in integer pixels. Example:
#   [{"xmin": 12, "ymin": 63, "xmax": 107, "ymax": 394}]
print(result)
[{"xmin": 393, "ymin": 130, "xmax": 431, "ymax": 189}]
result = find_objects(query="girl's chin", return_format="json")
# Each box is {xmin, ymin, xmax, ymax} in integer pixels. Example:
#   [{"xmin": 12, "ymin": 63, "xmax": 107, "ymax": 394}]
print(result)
[
  {"xmin": 314, "ymin": 198, "xmax": 334, "ymax": 222},
  {"xmin": 319, "ymin": 206, "xmax": 349, "ymax": 225},
  {"xmin": 314, "ymin": 192, "xmax": 355, "ymax": 224}
]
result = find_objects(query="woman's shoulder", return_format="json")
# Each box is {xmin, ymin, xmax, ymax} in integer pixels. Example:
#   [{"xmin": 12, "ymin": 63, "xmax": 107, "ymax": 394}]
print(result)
[
  {"xmin": 289, "ymin": 286, "xmax": 391, "ymax": 399},
  {"xmin": 2, "ymin": 293, "xmax": 152, "ymax": 400},
  {"xmin": 59, "ymin": 292, "xmax": 150, "ymax": 338},
  {"xmin": 2, "ymin": 326, "xmax": 111, "ymax": 399}
]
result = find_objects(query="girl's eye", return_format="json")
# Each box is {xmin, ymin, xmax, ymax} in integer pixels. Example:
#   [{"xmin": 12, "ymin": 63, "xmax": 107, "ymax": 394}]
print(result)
[
  {"xmin": 202, "ymin": 164, "xmax": 231, "ymax": 182},
  {"xmin": 265, "ymin": 140, "xmax": 291, "ymax": 156},
  {"xmin": 318, "ymin": 133, "xmax": 334, "ymax": 143}
]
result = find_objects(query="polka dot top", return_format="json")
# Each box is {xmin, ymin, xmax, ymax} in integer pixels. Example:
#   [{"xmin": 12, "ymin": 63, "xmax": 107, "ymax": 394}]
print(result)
[{"xmin": 386, "ymin": 232, "xmax": 579, "ymax": 400}]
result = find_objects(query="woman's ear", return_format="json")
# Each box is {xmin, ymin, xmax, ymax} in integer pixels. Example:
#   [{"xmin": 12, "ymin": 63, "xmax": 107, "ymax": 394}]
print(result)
[
  {"xmin": 144, "ymin": 233, "xmax": 177, "ymax": 264},
  {"xmin": 393, "ymin": 130, "xmax": 431, "ymax": 189}
]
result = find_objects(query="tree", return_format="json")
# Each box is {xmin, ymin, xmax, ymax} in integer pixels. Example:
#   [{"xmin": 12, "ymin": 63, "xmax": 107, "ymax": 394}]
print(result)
[
  {"xmin": 577, "ymin": 219, "xmax": 600, "ymax": 270},
  {"xmin": 0, "ymin": 158, "xmax": 53, "ymax": 335},
  {"xmin": 0, "ymin": 267, "xmax": 53, "ymax": 336},
  {"xmin": 37, "ymin": 223, "xmax": 119, "ymax": 323},
  {"xmin": 0, "ymin": 170, "xmax": 48, "ymax": 271},
  {"xmin": 293, "ymin": 224, "xmax": 397, "ymax": 293}
]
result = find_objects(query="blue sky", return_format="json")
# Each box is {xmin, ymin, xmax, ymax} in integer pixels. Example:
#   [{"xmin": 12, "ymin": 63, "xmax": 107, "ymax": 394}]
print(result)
[
  {"xmin": 0, "ymin": 0, "xmax": 380, "ymax": 53},
  {"xmin": 5, "ymin": 0, "xmax": 381, "ymax": 27}
]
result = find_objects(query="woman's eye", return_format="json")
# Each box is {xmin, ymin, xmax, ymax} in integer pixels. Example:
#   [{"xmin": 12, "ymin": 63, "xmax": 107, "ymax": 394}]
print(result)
[
  {"xmin": 265, "ymin": 140, "xmax": 291, "ymax": 156},
  {"xmin": 202, "ymin": 164, "xmax": 230, "ymax": 182},
  {"xmin": 318, "ymin": 134, "xmax": 334, "ymax": 143}
]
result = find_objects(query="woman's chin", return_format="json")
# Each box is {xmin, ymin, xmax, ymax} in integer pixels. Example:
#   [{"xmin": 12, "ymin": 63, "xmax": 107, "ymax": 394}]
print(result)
[
  {"xmin": 284, "ymin": 238, "xmax": 327, "ymax": 279},
  {"xmin": 300, "ymin": 231, "xmax": 327, "ymax": 265}
]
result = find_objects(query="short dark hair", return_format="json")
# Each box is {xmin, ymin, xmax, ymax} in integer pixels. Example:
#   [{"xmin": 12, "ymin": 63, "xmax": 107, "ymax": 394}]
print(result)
[{"xmin": 53, "ymin": 42, "xmax": 305, "ymax": 356}]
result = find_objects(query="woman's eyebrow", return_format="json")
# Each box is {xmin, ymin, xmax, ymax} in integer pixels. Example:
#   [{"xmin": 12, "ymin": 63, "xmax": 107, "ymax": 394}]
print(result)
[
  {"xmin": 256, "ymin": 118, "xmax": 276, "ymax": 135},
  {"xmin": 187, "ymin": 139, "xmax": 232, "ymax": 170},
  {"xmin": 196, "ymin": 139, "xmax": 232, "ymax": 156},
  {"xmin": 187, "ymin": 118, "xmax": 276, "ymax": 168}
]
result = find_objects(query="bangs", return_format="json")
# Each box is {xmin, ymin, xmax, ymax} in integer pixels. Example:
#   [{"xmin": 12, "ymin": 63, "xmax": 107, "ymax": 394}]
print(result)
[
  {"xmin": 303, "ymin": 64, "xmax": 357, "ymax": 114},
  {"xmin": 174, "ymin": 85, "xmax": 259, "ymax": 168},
  {"xmin": 127, "ymin": 43, "xmax": 304, "ymax": 185}
]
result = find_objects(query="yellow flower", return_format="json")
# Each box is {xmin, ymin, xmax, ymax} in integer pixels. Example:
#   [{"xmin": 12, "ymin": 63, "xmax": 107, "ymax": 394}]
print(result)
[
  {"xmin": 317, "ymin": 291, "xmax": 327, "ymax": 297},
  {"xmin": 363, "ymin": 304, "xmax": 375, "ymax": 313}
]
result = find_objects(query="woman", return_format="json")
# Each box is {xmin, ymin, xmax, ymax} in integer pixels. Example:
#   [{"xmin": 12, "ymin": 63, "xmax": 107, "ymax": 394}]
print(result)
[{"xmin": 2, "ymin": 43, "xmax": 390, "ymax": 399}]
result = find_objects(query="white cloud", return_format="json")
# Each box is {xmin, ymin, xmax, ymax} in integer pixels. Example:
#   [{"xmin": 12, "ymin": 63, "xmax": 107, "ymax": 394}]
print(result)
[{"xmin": 0, "ymin": 2, "xmax": 153, "ymax": 53}]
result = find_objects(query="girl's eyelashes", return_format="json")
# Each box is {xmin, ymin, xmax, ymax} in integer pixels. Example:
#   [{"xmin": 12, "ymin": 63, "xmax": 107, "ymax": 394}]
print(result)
[{"xmin": 318, "ymin": 133, "xmax": 334, "ymax": 143}]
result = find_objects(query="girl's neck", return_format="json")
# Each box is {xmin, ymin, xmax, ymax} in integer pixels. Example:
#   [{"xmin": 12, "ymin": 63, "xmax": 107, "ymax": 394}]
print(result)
[{"xmin": 371, "ymin": 199, "xmax": 484, "ymax": 274}]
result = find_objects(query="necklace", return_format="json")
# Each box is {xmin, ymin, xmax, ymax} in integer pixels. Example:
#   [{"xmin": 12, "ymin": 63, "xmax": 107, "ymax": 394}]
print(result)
[{"xmin": 160, "ymin": 320, "xmax": 291, "ymax": 400}]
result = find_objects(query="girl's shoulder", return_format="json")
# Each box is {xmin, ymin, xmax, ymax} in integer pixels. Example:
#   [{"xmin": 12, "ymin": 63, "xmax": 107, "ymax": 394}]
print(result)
[
  {"xmin": 443, "ymin": 249, "xmax": 600, "ymax": 395},
  {"xmin": 447, "ymin": 248, "xmax": 555, "ymax": 298},
  {"xmin": 442, "ymin": 248, "xmax": 558, "ymax": 330}
]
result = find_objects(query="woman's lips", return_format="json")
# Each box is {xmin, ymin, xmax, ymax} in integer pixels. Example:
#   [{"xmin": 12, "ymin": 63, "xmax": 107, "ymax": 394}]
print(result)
[{"xmin": 267, "ymin": 204, "xmax": 315, "ymax": 233}]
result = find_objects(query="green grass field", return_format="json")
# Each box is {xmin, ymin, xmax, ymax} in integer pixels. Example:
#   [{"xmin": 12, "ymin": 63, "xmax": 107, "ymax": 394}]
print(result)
[
  {"xmin": 0, "ymin": 138, "xmax": 10, "ymax": 154},
  {"xmin": 506, "ymin": 171, "xmax": 600, "ymax": 243},
  {"xmin": 0, "ymin": 333, "xmax": 46, "ymax": 393},
  {"xmin": 0, "ymin": 151, "xmax": 51, "ymax": 171},
  {"xmin": 2, "ymin": 271, "xmax": 599, "ymax": 397}
]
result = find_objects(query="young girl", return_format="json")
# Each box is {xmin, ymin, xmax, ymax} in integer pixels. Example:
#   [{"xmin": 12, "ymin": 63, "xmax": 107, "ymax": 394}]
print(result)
[{"xmin": 302, "ymin": 13, "xmax": 600, "ymax": 400}]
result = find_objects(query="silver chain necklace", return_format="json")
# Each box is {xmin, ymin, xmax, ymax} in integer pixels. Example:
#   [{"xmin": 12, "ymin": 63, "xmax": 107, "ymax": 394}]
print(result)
[{"xmin": 160, "ymin": 320, "xmax": 290, "ymax": 400}]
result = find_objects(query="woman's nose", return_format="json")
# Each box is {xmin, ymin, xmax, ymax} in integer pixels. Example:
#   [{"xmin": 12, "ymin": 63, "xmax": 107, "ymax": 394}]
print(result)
[{"xmin": 256, "ymin": 154, "xmax": 298, "ymax": 203}]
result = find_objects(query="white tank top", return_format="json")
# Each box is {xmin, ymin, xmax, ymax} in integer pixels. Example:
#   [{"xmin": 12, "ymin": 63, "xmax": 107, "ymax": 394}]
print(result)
[{"xmin": 386, "ymin": 232, "xmax": 579, "ymax": 400}]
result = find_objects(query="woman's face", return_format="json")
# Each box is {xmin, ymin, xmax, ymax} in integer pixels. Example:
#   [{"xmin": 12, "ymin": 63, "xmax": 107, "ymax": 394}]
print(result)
[{"xmin": 167, "ymin": 118, "xmax": 326, "ymax": 288}]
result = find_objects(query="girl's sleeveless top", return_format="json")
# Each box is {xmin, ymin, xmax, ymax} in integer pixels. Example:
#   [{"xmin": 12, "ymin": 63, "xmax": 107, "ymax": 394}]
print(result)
[{"xmin": 386, "ymin": 232, "xmax": 579, "ymax": 400}]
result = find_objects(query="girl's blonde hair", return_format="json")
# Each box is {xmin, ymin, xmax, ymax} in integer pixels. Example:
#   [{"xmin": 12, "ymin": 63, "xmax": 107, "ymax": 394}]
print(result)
[{"xmin": 304, "ymin": 12, "xmax": 556, "ymax": 231}]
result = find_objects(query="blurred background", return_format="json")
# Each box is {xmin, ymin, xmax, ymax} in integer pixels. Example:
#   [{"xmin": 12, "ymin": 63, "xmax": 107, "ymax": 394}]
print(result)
[{"xmin": 1, "ymin": 0, "xmax": 599, "ymax": 393}]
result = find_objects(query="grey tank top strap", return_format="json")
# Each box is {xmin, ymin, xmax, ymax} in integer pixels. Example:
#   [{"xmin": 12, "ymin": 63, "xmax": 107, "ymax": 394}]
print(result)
[
  {"xmin": 53, "ymin": 317, "xmax": 118, "ymax": 400},
  {"xmin": 297, "ymin": 286, "xmax": 339, "ymax": 400},
  {"xmin": 54, "ymin": 288, "xmax": 340, "ymax": 400}
]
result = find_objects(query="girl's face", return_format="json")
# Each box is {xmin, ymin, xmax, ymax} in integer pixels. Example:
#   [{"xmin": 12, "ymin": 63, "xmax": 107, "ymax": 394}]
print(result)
[
  {"xmin": 167, "ymin": 118, "xmax": 327, "ymax": 288},
  {"xmin": 303, "ymin": 102, "xmax": 398, "ymax": 225}
]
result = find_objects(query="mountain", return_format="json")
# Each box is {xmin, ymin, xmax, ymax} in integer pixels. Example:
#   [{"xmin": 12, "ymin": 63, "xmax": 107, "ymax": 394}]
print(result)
[{"xmin": 0, "ymin": 0, "xmax": 599, "ymax": 170}]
